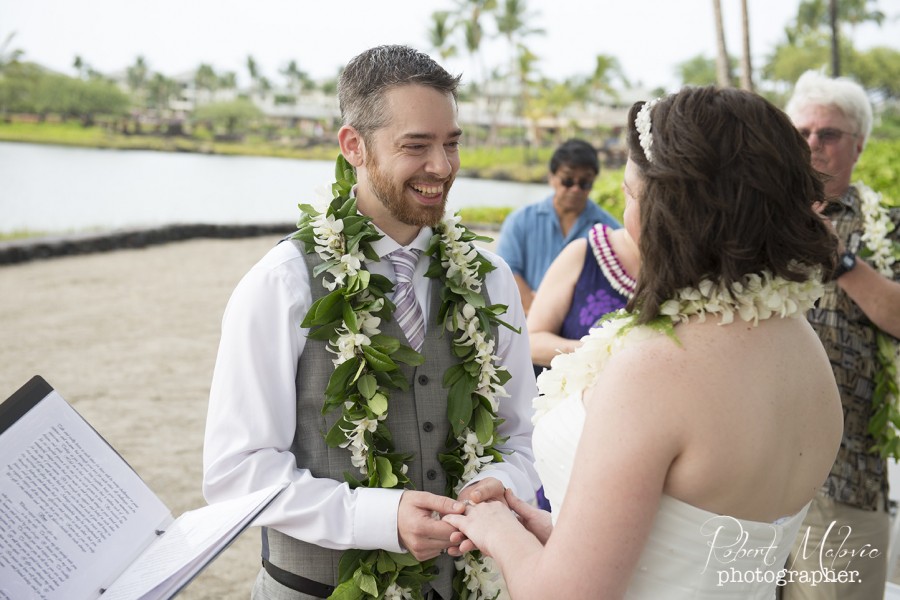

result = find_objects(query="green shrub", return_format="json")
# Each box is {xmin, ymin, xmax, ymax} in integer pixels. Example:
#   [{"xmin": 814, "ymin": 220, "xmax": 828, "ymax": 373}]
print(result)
[{"xmin": 857, "ymin": 138, "xmax": 900, "ymax": 206}]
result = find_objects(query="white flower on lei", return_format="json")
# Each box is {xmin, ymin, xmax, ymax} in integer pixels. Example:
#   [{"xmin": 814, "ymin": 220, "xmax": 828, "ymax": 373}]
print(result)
[
  {"xmin": 856, "ymin": 182, "xmax": 898, "ymax": 277},
  {"xmin": 455, "ymin": 429, "xmax": 495, "ymax": 492},
  {"xmin": 327, "ymin": 327, "xmax": 371, "ymax": 366},
  {"xmin": 312, "ymin": 212, "xmax": 346, "ymax": 260},
  {"xmin": 456, "ymin": 554, "xmax": 509, "ymax": 600},
  {"xmin": 339, "ymin": 415, "xmax": 381, "ymax": 473},
  {"xmin": 535, "ymin": 270, "xmax": 824, "ymax": 425},
  {"xmin": 439, "ymin": 214, "xmax": 484, "ymax": 292},
  {"xmin": 534, "ymin": 313, "xmax": 651, "ymax": 423},
  {"xmin": 322, "ymin": 252, "xmax": 365, "ymax": 291},
  {"xmin": 383, "ymin": 583, "xmax": 414, "ymax": 600}
]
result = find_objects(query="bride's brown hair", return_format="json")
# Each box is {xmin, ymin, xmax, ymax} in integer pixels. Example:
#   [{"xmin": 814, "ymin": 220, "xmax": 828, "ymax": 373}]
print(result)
[{"xmin": 625, "ymin": 86, "xmax": 837, "ymax": 322}]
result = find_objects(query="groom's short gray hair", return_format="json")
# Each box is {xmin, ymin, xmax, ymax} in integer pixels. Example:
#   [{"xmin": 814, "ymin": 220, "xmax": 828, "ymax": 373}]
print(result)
[{"xmin": 338, "ymin": 45, "xmax": 461, "ymax": 142}]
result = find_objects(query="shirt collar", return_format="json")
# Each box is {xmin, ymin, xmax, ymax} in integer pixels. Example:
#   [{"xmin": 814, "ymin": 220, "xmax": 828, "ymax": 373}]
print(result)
[
  {"xmin": 824, "ymin": 185, "xmax": 860, "ymax": 217},
  {"xmin": 370, "ymin": 222, "xmax": 433, "ymax": 259}
]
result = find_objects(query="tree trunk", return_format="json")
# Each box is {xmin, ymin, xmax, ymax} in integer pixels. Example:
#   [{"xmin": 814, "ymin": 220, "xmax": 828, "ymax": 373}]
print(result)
[
  {"xmin": 740, "ymin": 0, "xmax": 753, "ymax": 91},
  {"xmin": 830, "ymin": 0, "xmax": 840, "ymax": 76},
  {"xmin": 712, "ymin": 0, "xmax": 732, "ymax": 87}
]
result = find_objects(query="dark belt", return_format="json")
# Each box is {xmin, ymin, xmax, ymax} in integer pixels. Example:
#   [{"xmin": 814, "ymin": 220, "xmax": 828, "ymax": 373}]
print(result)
[{"xmin": 262, "ymin": 559, "xmax": 336, "ymax": 598}]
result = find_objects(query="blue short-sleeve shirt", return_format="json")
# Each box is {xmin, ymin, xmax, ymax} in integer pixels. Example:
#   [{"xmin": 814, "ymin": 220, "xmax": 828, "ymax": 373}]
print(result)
[{"xmin": 496, "ymin": 196, "xmax": 620, "ymax": 291}]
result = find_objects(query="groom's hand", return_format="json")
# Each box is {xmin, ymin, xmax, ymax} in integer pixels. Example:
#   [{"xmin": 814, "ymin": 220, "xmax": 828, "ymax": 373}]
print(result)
[
  {"xmin": 397, "ymin": 490, "xmax": 466, "ymax": 560},
  {"xmin": 457, "ymin": 477, "xmax": 506, "ymax": 506}
]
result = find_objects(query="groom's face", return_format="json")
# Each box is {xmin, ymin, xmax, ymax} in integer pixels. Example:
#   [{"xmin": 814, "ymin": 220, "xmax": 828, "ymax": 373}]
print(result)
[{"xmin": 360, "ymin": 84, "xmax": 462, "ymax": 228}]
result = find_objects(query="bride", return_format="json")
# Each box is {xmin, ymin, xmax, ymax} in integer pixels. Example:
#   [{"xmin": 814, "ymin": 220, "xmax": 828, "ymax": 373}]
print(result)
[{"xmin": 444, "ymin": 87, "xmax": 844, "ymax": 598}]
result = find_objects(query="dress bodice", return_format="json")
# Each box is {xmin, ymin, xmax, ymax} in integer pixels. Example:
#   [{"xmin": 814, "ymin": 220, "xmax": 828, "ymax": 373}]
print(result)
[
  {"xmin": 559, "ymin": 224, "xmax": 634, "ymax": 341},
  {"xmin": 533, "ymin": 395, "xmax": 810, "ymax": 599}
]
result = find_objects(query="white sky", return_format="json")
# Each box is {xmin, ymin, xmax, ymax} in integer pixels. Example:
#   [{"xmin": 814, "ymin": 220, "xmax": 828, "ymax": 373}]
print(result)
[{"xmin": 3, "ymin": 0, "xmax": 899, "ymax": 91}]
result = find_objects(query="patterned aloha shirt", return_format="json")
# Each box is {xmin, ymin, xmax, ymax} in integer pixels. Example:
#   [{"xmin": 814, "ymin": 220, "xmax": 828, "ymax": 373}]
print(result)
[{"xmin": 808, "ymin": 184, "xmax": 900, "ymax": 511}]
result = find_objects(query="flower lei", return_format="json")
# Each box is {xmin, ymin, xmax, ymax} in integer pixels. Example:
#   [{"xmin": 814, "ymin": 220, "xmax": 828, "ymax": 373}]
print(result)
[
  {"xmin": 853, "ymin": 182, "xmax": 900, "ymax": 459},
  {"xmin": 294, "ymin": 155, "xmax": 515, "ymax": 600},
  {"xmin": 534, "ymin": 269, "xmax": 824, "ymax": 422}
]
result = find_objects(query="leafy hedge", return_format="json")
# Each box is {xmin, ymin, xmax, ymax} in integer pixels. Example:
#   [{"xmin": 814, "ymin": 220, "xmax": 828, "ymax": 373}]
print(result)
[{"xmin": 856, "ymin": 139, "xmax": 900, "ymax": 206}]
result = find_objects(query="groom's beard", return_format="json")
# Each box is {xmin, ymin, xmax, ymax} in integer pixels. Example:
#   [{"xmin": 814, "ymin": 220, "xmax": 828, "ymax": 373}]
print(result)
[{"xmin": 365, "ymin": 152, "xmax": 451, "ymax": 228}]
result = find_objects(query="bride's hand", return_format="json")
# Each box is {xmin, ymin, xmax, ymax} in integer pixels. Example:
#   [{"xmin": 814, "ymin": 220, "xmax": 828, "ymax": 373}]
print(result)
[
  {"xmin": 505, "ymin": 488, "xmax": 553, "ymax": 544},
  {"xmin": 443, "ymin": 500, "xmax": 519, "ymax": 557}
]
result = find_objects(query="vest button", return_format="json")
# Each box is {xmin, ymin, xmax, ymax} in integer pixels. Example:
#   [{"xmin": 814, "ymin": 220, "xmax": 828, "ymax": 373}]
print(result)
[
  {"xmin": 431, "ymin": 565, "xmax": 441, "ymax": 575},
  {"xmin": 423, "ymin": 421, "xmax": 434, "ymax": 432},
  {"xmin": 417, "ymin": 375, "xmax": 429, "ymax": 385},
  {"xmin": 426, "ymin": 469, "xmax": 438, "ymax": 480}
]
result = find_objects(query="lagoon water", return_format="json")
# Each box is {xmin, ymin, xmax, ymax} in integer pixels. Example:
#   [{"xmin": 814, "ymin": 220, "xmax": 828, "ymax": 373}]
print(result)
[{"xmin": 1, "ymin": 142, "xmax": 549, "ymax": 235}]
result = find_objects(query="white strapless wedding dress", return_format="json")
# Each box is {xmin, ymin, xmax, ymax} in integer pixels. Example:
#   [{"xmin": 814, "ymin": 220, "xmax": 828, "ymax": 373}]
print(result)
[{"xmin": 533, "ymin": 394, "xmax": 810, "ymax": 599}]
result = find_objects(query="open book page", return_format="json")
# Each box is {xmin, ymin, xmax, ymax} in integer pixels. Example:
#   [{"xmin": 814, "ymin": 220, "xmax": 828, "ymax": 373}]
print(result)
[
  {"xmin": 101, "ymin": 483, "xmax": 287, "ymax": 600},
  {"xmin": 0, "ymin": 384, "xmax": 172, "ymax": 600}
]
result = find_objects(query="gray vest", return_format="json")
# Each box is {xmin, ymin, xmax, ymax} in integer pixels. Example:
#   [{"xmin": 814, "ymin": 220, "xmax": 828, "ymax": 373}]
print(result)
[{"xmin": 263, "ymin": 239, "xmax": 493, "ymax": 599}]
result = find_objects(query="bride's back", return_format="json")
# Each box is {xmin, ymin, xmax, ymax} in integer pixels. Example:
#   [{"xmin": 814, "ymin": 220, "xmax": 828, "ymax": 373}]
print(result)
[{"xmin": 659, "ymin": 315, "xmax": 843, "ymax": 523}]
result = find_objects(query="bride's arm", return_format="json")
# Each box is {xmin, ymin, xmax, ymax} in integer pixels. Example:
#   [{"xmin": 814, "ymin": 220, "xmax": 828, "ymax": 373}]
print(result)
[{"xmin": 447, "ymin": 337, "xmax": 685, "ymax": 599}]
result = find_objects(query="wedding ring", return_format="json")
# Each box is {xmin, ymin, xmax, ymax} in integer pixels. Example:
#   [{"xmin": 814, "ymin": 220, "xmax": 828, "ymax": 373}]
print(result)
[{"xmin": 462, "ymin": 499, "xmax": 474, "ymax": 507}]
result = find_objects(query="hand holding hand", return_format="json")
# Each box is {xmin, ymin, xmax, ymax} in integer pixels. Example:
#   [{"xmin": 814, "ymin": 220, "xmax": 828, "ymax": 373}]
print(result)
[
  {"xmin": 398, "ymin": 491, "xmax": 466, "ymax": 561},
  {"xmin": 442, "ymin": 498, "xmax": 523, "ymax": 558}
]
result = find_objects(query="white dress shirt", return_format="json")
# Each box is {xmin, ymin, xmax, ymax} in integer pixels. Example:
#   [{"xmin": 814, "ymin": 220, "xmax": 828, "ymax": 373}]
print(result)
[{"xmin": 202, "ymin": 224, "xmax": 539, "ymax": 552}]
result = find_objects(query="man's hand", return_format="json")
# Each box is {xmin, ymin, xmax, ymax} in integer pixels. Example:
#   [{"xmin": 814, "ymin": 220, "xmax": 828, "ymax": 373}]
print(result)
[
  {"xmin": 397, "ymin": 491, "xmax": 466, "ymax": 561},
  {"xmin": 456, "ymin": 477, "xmax": 506, "ymax": 506}
]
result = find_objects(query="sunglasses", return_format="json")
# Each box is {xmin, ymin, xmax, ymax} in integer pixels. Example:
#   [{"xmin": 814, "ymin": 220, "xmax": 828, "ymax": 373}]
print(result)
[
  {"xmin": 797, "ymin": 127, "xmax": 857, "ymax": 145},
  {"xmin": 559, "ymin": 177, "xmax": 594, "ymax": 191}
]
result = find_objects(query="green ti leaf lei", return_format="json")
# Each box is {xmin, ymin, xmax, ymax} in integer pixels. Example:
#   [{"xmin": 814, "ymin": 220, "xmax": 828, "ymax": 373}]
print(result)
[
  {"xmin": 294, "ymin": 155, "xmax": 516, "ymax": 600},
  {"xmin": 854, "ymin": 182, "xmax": 900, "ymax": 460}
]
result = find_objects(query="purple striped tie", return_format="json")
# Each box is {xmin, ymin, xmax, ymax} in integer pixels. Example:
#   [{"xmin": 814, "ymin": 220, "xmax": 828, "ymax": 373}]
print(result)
[{"xmin": 388, "ymin": 248, "xmax": 425, "ymax": 351}]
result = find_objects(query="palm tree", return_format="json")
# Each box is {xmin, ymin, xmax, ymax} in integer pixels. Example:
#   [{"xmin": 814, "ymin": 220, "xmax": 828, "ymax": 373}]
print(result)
[
  {"xmin": 495, "ymin": 0, "xmax": 543, "ymax": 63},
  {"xmin": 452, "ymin": 0, "xmax": 498, "ymax": 146},
  {"xmin": 590, "ymin": 54, "xmax": 628, "ymax": 100},
  {"xmin": 794, "ymin": 0, "xmax": 885, "ymax": 76},
  {"xmin": 0, "ymin": 31, "xmax": 23, "ymax": 72},
  {"xmin": 712, "ymin": 0, "xmax": 733, "ymax": 87},
  {"xmin": 146, "ymin": 72, "xmax": 179, "ymax": 120},
  {"xmin": 428, "ymin": 11, "xmax": 458, "ymax": 63},
  {"xmin": 126, "ymin": 56, "xmax": 149, "ymax": 98},
  {"xmin": 194, "ymin": 63, "xmax": 218, "ymax": 107},
  {"xmin": 493, "ymin": 0, "xmax": 543, "ymax": 146},
  {"xmin": 739, "ymin": 0, "xmax": 753, "ymax": 90},
  {"xmin": 281, "ymin": 59, "xmax": 313, "ymax": 98}
]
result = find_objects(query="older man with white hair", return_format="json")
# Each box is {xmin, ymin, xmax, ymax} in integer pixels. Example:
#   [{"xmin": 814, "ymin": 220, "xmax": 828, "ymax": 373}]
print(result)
[{"xmin": 782, "ymin": 70, "xmax": 900, "ymax": 599}]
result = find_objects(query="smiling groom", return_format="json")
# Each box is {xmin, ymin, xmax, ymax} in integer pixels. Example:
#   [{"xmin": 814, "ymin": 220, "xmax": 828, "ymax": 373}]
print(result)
[{"xmin": 202, "ymin": 45, "xmax": 539, "ymax": 600}]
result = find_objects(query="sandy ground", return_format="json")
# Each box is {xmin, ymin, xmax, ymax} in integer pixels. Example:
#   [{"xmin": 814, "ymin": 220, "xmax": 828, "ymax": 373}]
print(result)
[
  {"xmin": 0, "ymin": 236, "xmax": 278, "ymax": 599},
  {"xmin": 0, "ymin": 232, "xmax": 499, "ymax": 600}
]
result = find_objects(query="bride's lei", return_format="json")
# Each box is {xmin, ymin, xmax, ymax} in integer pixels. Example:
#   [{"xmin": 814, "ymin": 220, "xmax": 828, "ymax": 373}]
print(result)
[
  {"xmin": 534, "ymin": 270, "xmax": 824, "ymax": 422},
  {"xmin": 294, "ymin": 155, "xmax": 513, "ymax": 600},
  {"xmin": 853, "ymin": 182, "xmax": 900, "ymax": 459}
]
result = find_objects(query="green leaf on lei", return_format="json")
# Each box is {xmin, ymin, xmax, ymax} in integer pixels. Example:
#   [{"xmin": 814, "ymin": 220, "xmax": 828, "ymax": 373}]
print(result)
[
  {"xmin": 357, "ymin": 374, "xmax": 377, "ymax": 399},
  {"xmin": 374, "ymin": 456, "xmax": 399, "ymax": 488},
  {"xmin": 361, "ymin": 345, "xmax": 397, "ymax": 372},
  {"xmin": 367, "ymin": 392, "xmax": 388, "ymax": 416},
  {"xmin": 325, "ymin": 358, "xmax": 362, "ymax": 397},
  {"xmin": 474, "ymin": 405, "xmax": 494, "ymax": 444}
]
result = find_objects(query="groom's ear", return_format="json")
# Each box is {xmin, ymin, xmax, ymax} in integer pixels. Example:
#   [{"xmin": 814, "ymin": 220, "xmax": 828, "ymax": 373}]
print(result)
[{"xmin": 338, "ymin": 126, "xmax": 365, "ymax": 168}]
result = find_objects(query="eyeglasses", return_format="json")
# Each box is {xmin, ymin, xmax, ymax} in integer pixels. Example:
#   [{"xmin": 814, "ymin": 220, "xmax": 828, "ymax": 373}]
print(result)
[
  {"xmin": 797, "ymin": 127, "xmax": 857, "ymax": 145},
  {"xmin": 559, "ymin": 177, "xmax": 594, "ymax": 191}
]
